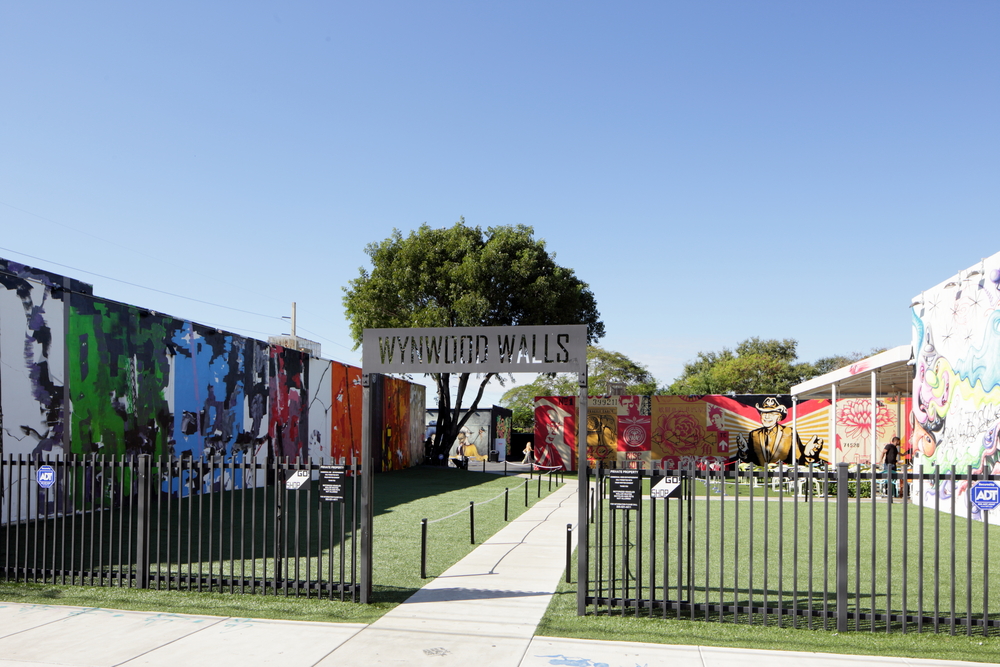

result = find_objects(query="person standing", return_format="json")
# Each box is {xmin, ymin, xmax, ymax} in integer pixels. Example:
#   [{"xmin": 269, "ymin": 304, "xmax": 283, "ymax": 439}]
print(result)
[{"xmin": 878, "ymin": 436, "xmax": 901, "ymax": 497}]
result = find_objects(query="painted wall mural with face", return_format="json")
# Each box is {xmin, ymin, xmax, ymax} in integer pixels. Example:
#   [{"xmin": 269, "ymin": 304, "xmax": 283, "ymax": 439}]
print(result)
[
  {"xmin": 0, "ymin": 265, "xmax": 71, "ymax": 458},
  {"xmin": 536, "ymin": 394, "xmax": 832, "ymax": 471},
  {"xmin": 911, "ymin": 250, "xmax": 1000, "ymax": 525}
]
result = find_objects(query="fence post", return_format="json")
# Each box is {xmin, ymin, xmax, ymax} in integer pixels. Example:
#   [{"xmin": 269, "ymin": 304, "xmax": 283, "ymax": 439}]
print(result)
[
  {"xmin": 421, "ymin": 519, "xmax": 428, "ymax": 579},
  {"xmin": 525, "ymin": 478, "xmax": 529, "ymax": 507},
  {"xmin": 836, "ymin": 462, "xmax": 848, "ymax": 632},
  {"xmin": 135, "ymin": 455, "xmax": 151, "ymax": 589},
  {"xmin": 504, "ymin": 488, "xmax": 509, "ymax": 522},
  {"xmin": 469, "ymin": 501, "xmax": 475, "ymax": 544}
]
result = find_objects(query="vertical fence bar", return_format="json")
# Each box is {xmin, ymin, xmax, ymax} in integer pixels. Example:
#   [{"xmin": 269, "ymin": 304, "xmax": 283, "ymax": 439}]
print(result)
[
  {"xmin": 869, "ymin": 462, "xmax": 877, "ymax": 632},
  {"xmin": 965, "ymin": 466, "xmax": 972, "ymax": 636},
  {"xmin": 662, "ymin": 479, "xmax": 669, "ymax": 619},
  {"xmin": 836, "ymin": 463, "xmax": 848, "ymax": 632},
  {"xmin": 918, "ymin": 465, "xmax": 925, "ymax": 633},
  {"xmin": 469, "ymin": 501, "xmax": 475, "ymax": 545},
  {"xmin": 934, "ymin": 465, "xmax": 941, "ymax": 633},
  {"xmin": 762, "ymin": 465, "xmax": 769, "ymax": 626},
  {"xmin": 886, "ymin": 463, "xmax": 893, "ymax": 633},
  {"xmin": 135, "ymin": 456, "xmax": 149, "ymax": 589},
  {"xmin": 649, "ymin": 467, "xmax": 657, "ymax": 618},
  {"xmin": 732, "ymin": 463, "xmax": 739, "ymax": 624},
  {"xmin": 717, "ymin": 465, "xmax": 725, "ymax": 623},
  {"xmin": 950, "ymin": 466, "xmax": 956, "ymax": 635},
  {"xmin": 823, "ymin": 466, "xmax": 830, "ymax": 630},
  {"xmin": 983, "ymin": 487, "xmax": 990, "ymax": 638},
  {"xmin": 902, "ymin": 464, "xmax": 909, "ymax": 634},
  {"xmin": 854, "ymin": 464, "xmax": 861, "ymax": 630}
]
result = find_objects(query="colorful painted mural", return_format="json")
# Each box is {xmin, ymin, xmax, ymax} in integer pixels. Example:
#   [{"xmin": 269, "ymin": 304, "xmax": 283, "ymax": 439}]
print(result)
[
  {"xmin": 425, "ymin": 405, "xmax": 513, "ymax": 464},
  {"xmin": 911, "ymin": 250, "xmax": 1000, "ymax": 524},
  {"xmin": 536, "ymin": 395, "xmax": 841, "ymax": 471},
  {"xmin": 0, "ymin": 258, "xmax": 425, "ymax": 491}
]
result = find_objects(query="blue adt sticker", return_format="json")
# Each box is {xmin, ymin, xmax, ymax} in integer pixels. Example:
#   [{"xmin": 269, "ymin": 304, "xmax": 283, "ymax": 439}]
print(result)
[
  {"xmin": 36, "ymin": 465, "xmax": 56, "ymax": 489},
  {"xmin": 971, "ymin": 480, "xmax": 1000, "ymax": 512}
]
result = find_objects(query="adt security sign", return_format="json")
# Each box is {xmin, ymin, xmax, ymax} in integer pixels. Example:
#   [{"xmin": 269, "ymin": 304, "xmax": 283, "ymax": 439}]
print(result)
[
  {"xmin": 37, "ymin": 465, "xmax": 56, "ymax": 489},
  {"xmin": 971, "ymin": 480, "xmax": 1000, "ymax": 512}
]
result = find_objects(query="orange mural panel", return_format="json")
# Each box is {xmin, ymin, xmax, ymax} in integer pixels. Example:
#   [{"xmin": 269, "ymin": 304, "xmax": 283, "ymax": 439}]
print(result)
[{"xmin": 329, "ymin": 363, "xmax": 362, "ymax": 464}]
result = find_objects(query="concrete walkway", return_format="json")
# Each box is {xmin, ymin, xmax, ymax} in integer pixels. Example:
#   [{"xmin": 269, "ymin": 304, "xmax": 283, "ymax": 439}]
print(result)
[{"xmin": 0, "ymin": 479, "xmax": 989, "ymax": 667}]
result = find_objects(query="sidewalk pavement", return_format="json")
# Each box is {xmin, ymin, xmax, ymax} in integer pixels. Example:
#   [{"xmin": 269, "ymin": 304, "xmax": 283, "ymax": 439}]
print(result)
[{"xmin": 0, "ymin": 479, "xmax": 989, "ymax": 667}]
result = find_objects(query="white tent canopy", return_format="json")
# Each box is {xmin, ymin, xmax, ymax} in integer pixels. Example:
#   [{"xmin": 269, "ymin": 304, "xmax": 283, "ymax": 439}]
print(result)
[{"xmin": 790, "ymin": 345, "xmax": 913, "ymax": 464}]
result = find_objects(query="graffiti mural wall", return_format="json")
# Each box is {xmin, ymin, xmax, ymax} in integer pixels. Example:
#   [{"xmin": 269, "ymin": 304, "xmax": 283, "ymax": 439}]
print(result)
[
  {"xmin": 425, "ymin": 405, "xmax": 513, "ymax": 464},
  {"xmin": 911, "ymin": 250, "xmax": 1000, "ymax": 524},
  {"xmin": 536, "ymin": 395, "xmax": 841, "ymax": 471},
  {"xmin": 0, "ymin": 258, "xmax": 425, "ymax": 479}
]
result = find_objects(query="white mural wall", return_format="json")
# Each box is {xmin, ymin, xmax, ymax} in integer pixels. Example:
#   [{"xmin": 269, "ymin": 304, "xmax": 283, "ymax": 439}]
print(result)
[{"xmin": 911, "ymin": 250, "xmax": 1000, "ymax": 524}]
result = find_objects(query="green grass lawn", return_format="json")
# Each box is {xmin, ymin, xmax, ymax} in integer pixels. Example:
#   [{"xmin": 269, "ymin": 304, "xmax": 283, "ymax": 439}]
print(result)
[
  {"xmin": 536, "ymin": 487, "xmax": 1000, "ymax": 664},
  {"xmin": 5, "ymin": 468, "xmax": 998, "ymax": 664},
  {"xmin": 0, "ymin": 466, "xmax": 564, "ymax": 624}
]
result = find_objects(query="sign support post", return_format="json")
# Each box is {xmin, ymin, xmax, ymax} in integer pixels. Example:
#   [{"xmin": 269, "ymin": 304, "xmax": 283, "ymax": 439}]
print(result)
[
  {"xmin": 577, "ymin": 368, "xmax": 588, "ymax": 616},
  {"xmin": 360, "ymin": 373, "xmax": 373, "ymax": 603}
]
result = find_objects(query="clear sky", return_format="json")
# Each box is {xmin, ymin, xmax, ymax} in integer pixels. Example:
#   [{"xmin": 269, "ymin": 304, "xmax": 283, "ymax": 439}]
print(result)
[{"xmin": 2, "ymin": 1, "xmax": 998, "ymax": 408}]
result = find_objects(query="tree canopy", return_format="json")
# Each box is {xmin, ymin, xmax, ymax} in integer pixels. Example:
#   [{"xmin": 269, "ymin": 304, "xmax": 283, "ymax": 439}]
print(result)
[
  {"xmin": 667, "ymin": 337, "xmax": 887, "ymax": 395},
  {"xmin": 500, "ymin": 345, "xmax": 658, "ymax": 431},
  {"xmin": 342, "ymin": 220, "xmax": 605, "ymax": 459}
]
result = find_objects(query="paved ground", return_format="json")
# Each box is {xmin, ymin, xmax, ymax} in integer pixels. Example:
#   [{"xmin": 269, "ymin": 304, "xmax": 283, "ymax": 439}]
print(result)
[{"xmin": 0, "ymin": 479, "xmax": 989, "ymax": 667}]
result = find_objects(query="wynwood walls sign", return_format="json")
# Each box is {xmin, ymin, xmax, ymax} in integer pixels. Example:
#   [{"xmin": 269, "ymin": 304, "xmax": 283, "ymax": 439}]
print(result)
[{"xmin": 362, "ymin": 325, "xmax": 588, "ymax": 375}]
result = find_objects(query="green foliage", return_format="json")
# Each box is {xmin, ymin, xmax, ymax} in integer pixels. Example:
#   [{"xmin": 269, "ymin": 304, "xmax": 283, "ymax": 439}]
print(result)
[
  {"xmin": 342, "ymin": 219, "xmax": 604, "ymax": 456},
  {"xmin": 668, "ymin": 337, "xmax": 811, "ymax": 395},
  {"xmin": 500, "ymin": 345, "xmax": 659, "ymax": 431},
  {"xmin": 667, "ymin": 338, "xmax": 889, "ymax": 395}
]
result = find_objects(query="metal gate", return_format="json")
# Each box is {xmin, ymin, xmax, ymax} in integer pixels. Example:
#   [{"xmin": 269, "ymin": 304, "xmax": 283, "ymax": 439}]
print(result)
[
  {"xmin": 1, "ymin": 454, "xmax": 364, "ymax": 601},
  {"xmin": 584, "ymin": 463, "xmax": 999, "ymax": 635}
]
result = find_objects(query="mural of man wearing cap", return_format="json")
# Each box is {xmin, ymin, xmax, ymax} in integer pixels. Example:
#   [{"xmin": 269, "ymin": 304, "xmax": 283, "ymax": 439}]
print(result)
[{"xmin": 739, "ymin": 397, "xmax": 823, "ymax": 466}]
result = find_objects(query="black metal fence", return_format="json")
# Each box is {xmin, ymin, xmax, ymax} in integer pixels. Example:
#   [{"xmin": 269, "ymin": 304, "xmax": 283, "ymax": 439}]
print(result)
[
  {"xmin": 1, "ymin": 454, "xmax": 362, "ymax": 601},
  {"xmin": 585, "ymin": 463, "xmax": 999, "ymax": 636}
]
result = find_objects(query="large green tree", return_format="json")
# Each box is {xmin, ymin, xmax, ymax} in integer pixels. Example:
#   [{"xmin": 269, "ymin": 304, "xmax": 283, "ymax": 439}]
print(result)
[
  {"xmin": 668, "ymin": 337, "xmax": 888, "ymax": 395},
  {"xmin": 667, "ymin": 337, "xmax": 811, "ymax": 395},
  {"xmin": 343, "ymin": 220, "xmax": 604, "ymax": 460},
  {"xmin": 499, "ymin": 345, "xmax": 659, "ymax": 431}
]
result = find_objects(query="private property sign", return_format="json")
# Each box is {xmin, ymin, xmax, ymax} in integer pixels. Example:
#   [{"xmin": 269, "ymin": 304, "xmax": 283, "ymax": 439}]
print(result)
[{"xmin": 362, "ymin": 325, "xmax": 588, "ymax": 374}]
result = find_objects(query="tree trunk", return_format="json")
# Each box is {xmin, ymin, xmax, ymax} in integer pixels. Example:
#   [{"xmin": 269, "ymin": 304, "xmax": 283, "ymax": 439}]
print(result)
[{"xmin": 429, "ymin": 372, "xmax": 495, "ymax": 463}]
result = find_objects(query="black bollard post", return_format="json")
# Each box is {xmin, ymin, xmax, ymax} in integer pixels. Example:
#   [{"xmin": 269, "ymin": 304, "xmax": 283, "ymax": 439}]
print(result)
[
  {"xmin": 525, "ymin": 478, "xmax": 529, "ymax": 507},
  {"xmin": 469, "ymin": 501, "xmax": 475, "ymax": 544},
  {"xmin": 504, "ymin": 487, "xmax": 509, "ymax": 522},
  {"xmin": 566, "ymin": 523, "xmax": 572, "ymax": 583},
  {"xmin": 421, "ymin": 519, "xmax": 428, "ymax": 579}
]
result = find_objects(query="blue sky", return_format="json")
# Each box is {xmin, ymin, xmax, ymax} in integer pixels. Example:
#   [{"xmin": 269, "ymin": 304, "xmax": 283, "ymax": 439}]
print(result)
[{"xmin": 2, "ymin": 1, "xmax": 998, "ymax": 407}]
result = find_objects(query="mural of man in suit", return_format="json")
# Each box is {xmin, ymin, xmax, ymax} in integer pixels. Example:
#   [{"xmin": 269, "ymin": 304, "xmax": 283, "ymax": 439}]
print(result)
[{"xmin": 738, "ymin": 397, "xmax": 823, "ymax": 465}]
